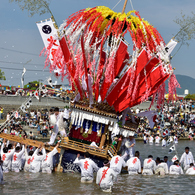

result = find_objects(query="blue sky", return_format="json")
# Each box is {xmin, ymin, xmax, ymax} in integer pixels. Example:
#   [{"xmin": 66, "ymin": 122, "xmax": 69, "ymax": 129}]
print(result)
[{"xmin": 0, "ymin": 0, "xmax": 195, "ymax": 86}]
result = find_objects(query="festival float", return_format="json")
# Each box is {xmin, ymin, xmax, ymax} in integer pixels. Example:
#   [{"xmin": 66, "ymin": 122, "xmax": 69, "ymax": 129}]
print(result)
[{"xmin": 0, "ymin": 0, "xmax": 180, "ymax": 172}]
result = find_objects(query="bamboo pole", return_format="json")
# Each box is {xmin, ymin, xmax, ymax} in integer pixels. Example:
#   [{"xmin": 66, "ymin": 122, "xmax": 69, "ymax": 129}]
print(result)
[{"xmin": 121, "ymin": 0, "xmax": 128, "ymax": 14}]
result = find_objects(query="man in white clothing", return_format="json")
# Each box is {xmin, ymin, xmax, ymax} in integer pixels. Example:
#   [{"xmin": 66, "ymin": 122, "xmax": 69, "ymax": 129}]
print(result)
[
  {"xmin": 73, "ymin": 152, "xmax": 99, "ymax": 183},
  {"xmin": 186, "ymin": 163, "xmax": 195, "ymax": 175},
  {"xmin": 169, "ymin": 160, "xmax": 184, "ymax": 175},
  {"xmin": 96, "ymin": 159, "xmax": 117, "ymax": 192},
  {"xmin": 162, "ymin": 137, "xmax": 167, "ymax": 147},
  {"xmin": 110, "ymin": 151, "xmax": 126, "ymax": 175},
  {"xmin": 126, "ymin": 151, "xmax": 141, "ymax": 175},
  {"xmin": 149, "ymin": 135, "xmax": 154, "ymax": 144},
  {"xmin": 41, "ymin": 143, "xmax": 59, "ymax": 173},
  {"xmin": 1, "ymin": 140, "xmax": 16, "ymax": 173},
  {"xmin": 121, "ymin": 136, "xmax": 136, "ymax": 161},
  {"xmin": 155, "ymin": 134, "xmax": 161, "ymax": 144},
  {"xmin": 180, "ymin": 147, "xmax": 194, "ymax": 171},
  {"xmin": 48, "ymin": 107, "xmax": 67, "ymax": 145},
  {"xmin": 24, "ymin": 145, "xmax": 34, "ymax": 172},
  {"xmin": 11, "ymin": 143, "xmax": 25, "ymax": 172},
  {"xmin": 142, "ymin": 155, "xmax": 156, "ymax": 175},
  {"xmin": 29, "ymin": 144, "xmax": 46, "ymax": 173},
  {"xmin": 155, "ymin": 159, "xmax": 169, "ymax": 175}
]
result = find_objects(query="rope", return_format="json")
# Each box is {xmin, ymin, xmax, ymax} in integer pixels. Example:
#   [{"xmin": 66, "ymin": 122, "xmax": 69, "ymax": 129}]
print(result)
[
  {"xmin": 129, "ymin": 0, "xmax": 134, "ymax": 10},
  {"xmin": 112, "ymin": 0, "xmax": 122, "ymax": 10}
]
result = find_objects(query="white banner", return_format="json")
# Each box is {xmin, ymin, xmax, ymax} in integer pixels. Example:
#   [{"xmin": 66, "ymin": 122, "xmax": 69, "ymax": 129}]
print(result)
[{"xmin": 36, "ymin": 18, "xmax": 61, "ymax": 75}]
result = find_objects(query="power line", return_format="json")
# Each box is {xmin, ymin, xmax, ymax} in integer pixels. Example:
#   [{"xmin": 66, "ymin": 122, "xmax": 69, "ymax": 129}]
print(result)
[
  {"xmin": 0, "ymin": 60, "xmax": 45, "ymax": 66},
  {"xmin": 0, "ymin": 47, "xmax": 44, "ymax": 57},
  {"xmin": 0, "ymin": 66, "xmax": 50, "ymax": 72}
]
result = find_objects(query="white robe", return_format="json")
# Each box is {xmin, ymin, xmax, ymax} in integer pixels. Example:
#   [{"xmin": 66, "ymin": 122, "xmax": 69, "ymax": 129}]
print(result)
[
  {"xmin": 11, "ymin": 145, "xmax": 25, "ymax": 172},
  {"xmin": 126, "ymin": 157, "xmax": 141, "ymax": 175},
  {"xmin": 24, "ymin": 149, "xmax": 32, "ymax": 172},
  {"xmin": 110, "ymin": 155, "xmax": 126, "ymax": 174},
  {"xmin": 155, "ymin": 136, "xmax": 161, "ymax": 144},
  {"xmin": 142, "ymin": 158, "xmax": 156, "ymax": 175},
  {"xmin": 29, "ymin": 148, "xmax": 46, "ymax": 173},
  {"xmin": 1, "ymin": 144, "xmax": 15, "ymax": 173},
  {"xmin": 41, "ymin": 147, "xmax": 58, "ymax": 173},
  {"xmin": 73, "ymin": 157, "xmax": 99, "ymax": 181},
  {"xmin": 155, "ymin": 162, "xmax": 169, "ymax": 175},
  {"xmin": 180, "ymin": 151, "xmax": 194, "ymax": 171},
  {"xmin": 186, "ymin": 167, "xmax": 195, "ymax": 175},
  {"xmin": 96, "ymin": 167, "xmax": 117, "ymax": 192},
  {"xmin": 169, "ymin": 165, "xmax": 184, "ymax": 175},
  {"xmin": 162, "ymin": 139, "xmax": 167, "ymax": 147}
]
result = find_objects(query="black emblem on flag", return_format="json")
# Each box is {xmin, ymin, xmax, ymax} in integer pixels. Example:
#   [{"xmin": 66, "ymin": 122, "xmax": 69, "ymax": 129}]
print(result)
[{"xmin": 42, "ymin": 25, "xmax": 52, "ymax": 34}]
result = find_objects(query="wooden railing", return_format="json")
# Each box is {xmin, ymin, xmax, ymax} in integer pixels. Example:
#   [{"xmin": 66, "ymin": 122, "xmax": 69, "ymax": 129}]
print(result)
[
  {"xmin": 0, "ymin": 133, "xmax": 117, "ymax": 159},
  {"xmin": 0, "ymin": 133, "xmax": 61, "ymax": 153},
  {"xmin": 61, "ymin": 137, "xmax": 109, "ymax": 159}
]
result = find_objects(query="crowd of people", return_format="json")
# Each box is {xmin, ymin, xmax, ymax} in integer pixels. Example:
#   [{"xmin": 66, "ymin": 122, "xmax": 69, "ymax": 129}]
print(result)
[
  {"xmin": 135, "ymin": 100, "xmax": 195, "ymax": 141},
  {"xmin": 0, "ymin": 139, "xmax": 60, "ymax": 184},
  {"xmin": 72, "ymin": 141, "xmax": 195, "ymax": 192}
]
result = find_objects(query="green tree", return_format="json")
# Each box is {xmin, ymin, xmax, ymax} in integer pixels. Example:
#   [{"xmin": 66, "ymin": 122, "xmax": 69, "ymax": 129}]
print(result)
[
  {"xmin": 9, "ymin": 0, "xmax": 51, "ymax": 17},
  {"xmin": 24, "ymin": 80, "xmax": 40, "ymax": 90},
  {"xmin": 173, "ymin": 12, "xmax": 195, "ymax": 57},
  {"xmin": 184, "ymin": 94, "xmax": 195, "ymax": 100},
  {"xmin": 0, "ymin": 69, "xmax": 6, "ymax": 80}
]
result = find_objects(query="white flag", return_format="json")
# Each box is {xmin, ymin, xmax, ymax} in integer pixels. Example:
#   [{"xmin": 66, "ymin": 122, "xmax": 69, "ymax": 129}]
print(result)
[
  {"xmin": 36, "ymin": 18, "xmax": 60, "ymax": 68},
  {"xmin": 34, "ymin": 90, "xmax": 39, "ymax": 100},
  {"xmin": 14, "ymin": 111, "xmax": 19, "ymax": 119},
  {"xmin": 172, "ymin": 155, "xmax": 178, "ymax": 162},
  {"xmin": 167, "ymin": 136, "xmax": 173, "ymax": 146},
  {"xmin": 165, "ymin": 39, "xmax": 178, "ymax": 56},
  {"xmin": 47, "ymin": 77, "xmax": 53, "ymax": 87},
  {"xmin": 168, "ymin": 145, "xmax": 176, "ymax": 154}
]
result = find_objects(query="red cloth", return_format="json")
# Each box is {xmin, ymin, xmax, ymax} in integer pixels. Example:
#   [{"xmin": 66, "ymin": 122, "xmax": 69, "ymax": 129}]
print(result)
[
  {"xmin": 69, "ymin": 126, "xmax": 101, "ymax": 143},
  {"xmin": 59, "ymin": 36, "xmax": 83, "ymax": 99}
]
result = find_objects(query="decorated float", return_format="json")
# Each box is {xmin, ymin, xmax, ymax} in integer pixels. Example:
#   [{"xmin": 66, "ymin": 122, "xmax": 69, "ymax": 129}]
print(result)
[{"xmin": 0, "ymin": 0, "xmax": 180, "ymax": 172}]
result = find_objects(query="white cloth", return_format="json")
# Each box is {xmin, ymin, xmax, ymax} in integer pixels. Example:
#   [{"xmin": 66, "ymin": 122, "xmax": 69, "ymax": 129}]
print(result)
[
  {"xmin": 73, "ymin": 157, "xmax": 99, "ymax": 180},
  {"xmin": 1, "ymin": 143, "xmax": 15, "ymax": 173},
  {"xmin": 174, "ymin": 136, "xmax": 178, "ymax": 144},
  {"xmin": 11, "ymin": 145, "xmax": 25, "ymax": 172},
  {"xmin": 162, "ymin": 139, "xmax": 167, "ymax": 147},
  {"xmin": 180, "ymin": 151, "xmax": 194, "ymax": 170},
  {"xmin": 24, "ymin": 149, "xmax": 32, "ymax": 172},
  {"xmin": 121, "ymin": 138, "xmax": 136, "ymax": 160},
  {"xmin": 155, "ymin": 162, "xmax": 169, "ymax": 175},
  {"xmin": 169, "ymin": 165, "xmax": 184, "ymax": 175},
  {"xmin": 149, "ymin": 136, "xmax": 154, "ymax": 144},
  {"xmin": 155, "ymin": 136, "xmax": 161, "ymax": 144},
  {"xmin": 48, "ymin": 112, "xmax": 66, "ymax": 145},
  {"xmin": 126, "ymin": 157, "xmax": 141, "ymax": 175},
  {"xmin": 29, "ymin": 148, "xmax": 46, "ymax": 173},
  {"xmin": 142, "ymin": 158, "xmax": 156, "ymax": 175},
  {"xmin": 41, "ymin": 147, "xmax": 58, "ymax": 173},
  {"xmin": 96, "ymin": 167, "xmax": 117, "ymax": 190},
  {"xmin": 186, "ymin": 167, "xmax": 195, "ymax": 175},
  {"xmin": 110, "ymin": 155, "xmax": 126, "ymax": 174}
]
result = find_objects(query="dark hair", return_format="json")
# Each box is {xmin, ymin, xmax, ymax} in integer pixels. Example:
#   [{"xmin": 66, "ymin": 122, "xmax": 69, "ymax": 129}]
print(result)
[
  {"xmin": 117, "ymin": 151, "xmax": 122, "ymax": 155},
  {"xmin": 173, "ymin": 160, "xmax": 179, "ymax": 165},
  {"xmin": 164, "ymin": 156, "xmax": 168, "ymax": 159},
  {"xmin": 84, "ymin": 152, "xmax": 90, "ymax": 158},
  {"xmin": 15, "ymin": 146, "xmax": 20, "ymax": 151},
  {"xmin": 135, "ymin": 151, "xmax": 140, "ymax": 157},
  {"xmin": 29, "ymin": 151, "xmax": 34, "ymax": 156},
  {"xmin": 38, "ymin": 151, "xmax": 43, "ymax": 155},
  {"xmin": 3, "ymin": 147, "xmax": 8, "ymax": 153},
  {"xmin": 54, "ymin": 107, "xmax": 59, "ymax": 112},
  {"xmin": 156, "ymin": 157, "xmax": 161, "ymax": 162},
  {"xmin": 8, "ymin": 144, "xmax": 12, "ymax": 150},
  {"xmin": 103, "ymin": 159, "xmax": 109, "ymax": 165},
  {"xmin": 148, "ymin": 155, "xmax": 153, "ymax": 158},
  {"xmin": 185, "ymin": 147, "xmax": 190, "ymax": 150}
]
